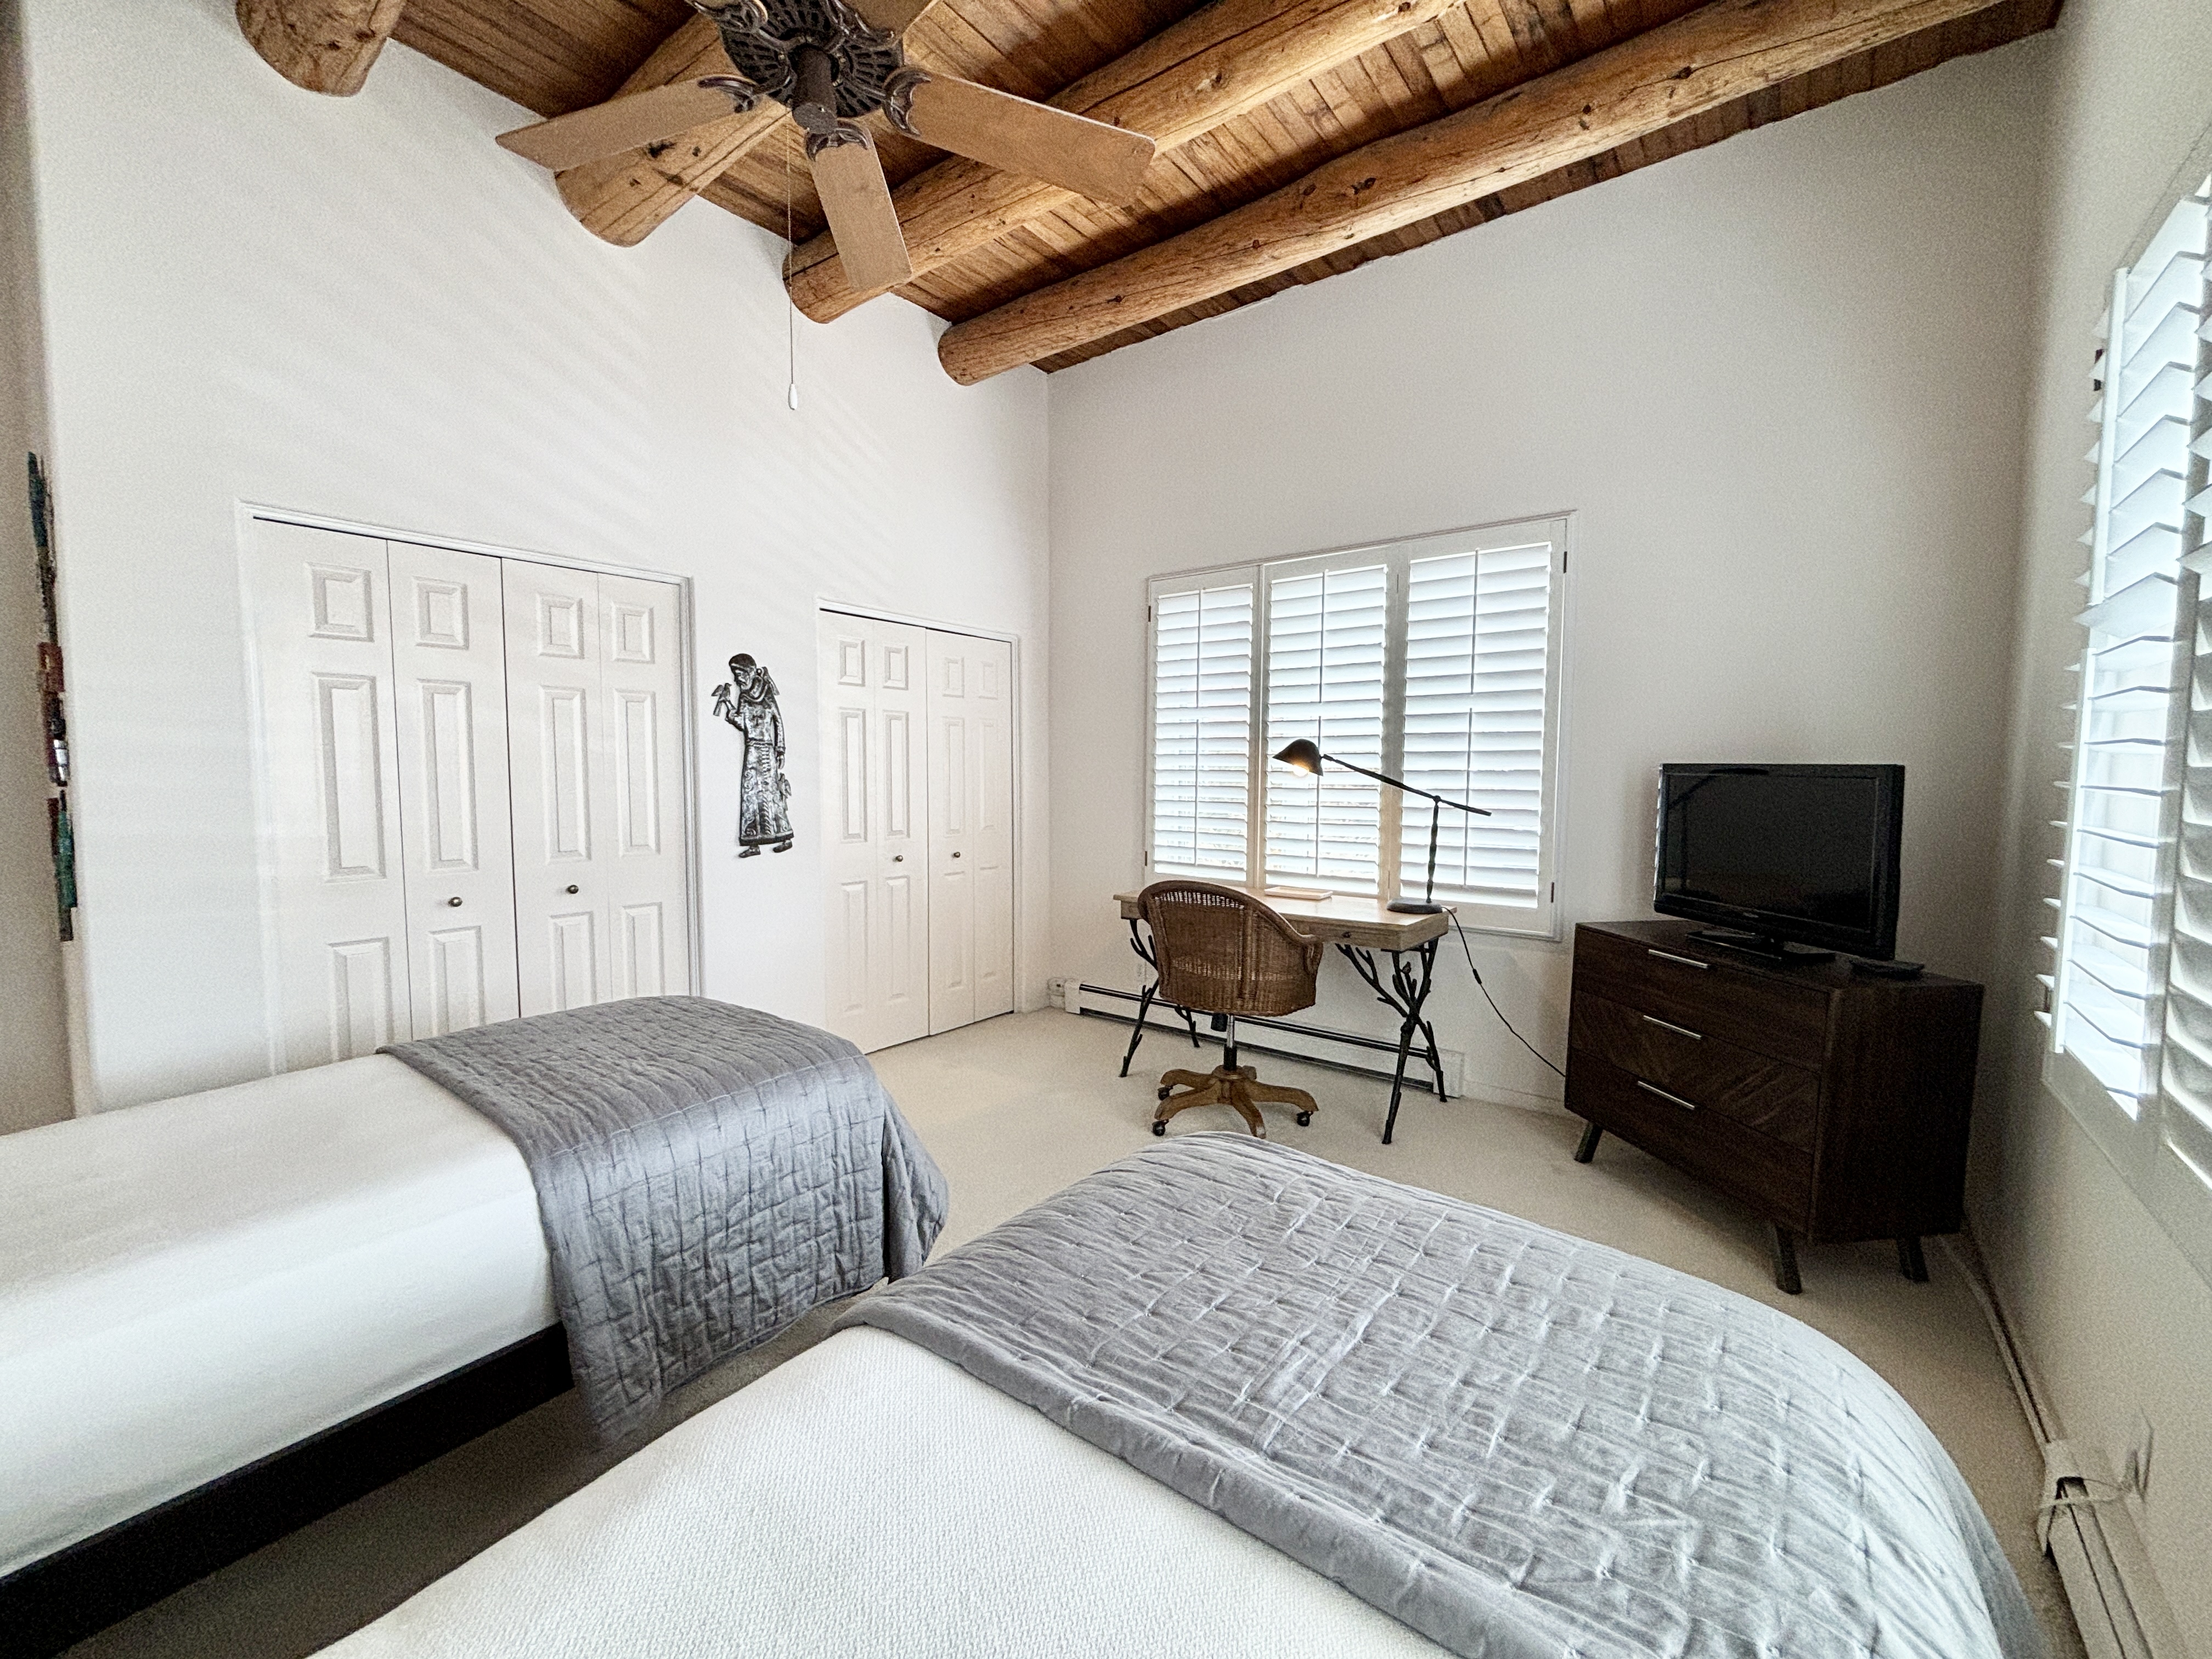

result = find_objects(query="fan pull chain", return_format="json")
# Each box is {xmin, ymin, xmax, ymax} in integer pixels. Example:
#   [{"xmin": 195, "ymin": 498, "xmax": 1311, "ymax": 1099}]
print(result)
[{"xmin": 783, "ymin": 145, "xmax": 800, "ymax": 413}]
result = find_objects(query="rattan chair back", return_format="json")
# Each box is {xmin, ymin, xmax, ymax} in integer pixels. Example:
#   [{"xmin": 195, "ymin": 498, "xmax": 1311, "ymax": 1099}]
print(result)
[{"xmin": 1137, "ymin": 881, "xmax": 1323, "ymax": 1020}]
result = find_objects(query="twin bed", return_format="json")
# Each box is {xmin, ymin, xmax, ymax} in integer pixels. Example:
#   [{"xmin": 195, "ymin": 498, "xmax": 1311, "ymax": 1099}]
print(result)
[{"xmin": 1, "ymin": 997, "xmax": 2042, "ymax": 1659}]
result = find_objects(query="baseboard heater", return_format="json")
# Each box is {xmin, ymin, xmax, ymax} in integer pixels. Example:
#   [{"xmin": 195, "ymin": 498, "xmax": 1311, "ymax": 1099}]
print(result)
[
  {"xmin": 1071, "ymin": 982, "xmax": 1463, "ymax": 1097},
  {"xmin": 1938, "ymin": 1236, "xmax": 2187, "ymax": 1659}
]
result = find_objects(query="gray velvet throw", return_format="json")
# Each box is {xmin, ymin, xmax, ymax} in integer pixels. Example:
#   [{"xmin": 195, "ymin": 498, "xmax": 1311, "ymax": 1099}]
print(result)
[
  {"xmin": 840, "ymin": 1133, "xmax": 2040, "ymax": 1659},
  {"xmin": 386, "ymin": 996, "xmax": 946, "ymax": 1438}
]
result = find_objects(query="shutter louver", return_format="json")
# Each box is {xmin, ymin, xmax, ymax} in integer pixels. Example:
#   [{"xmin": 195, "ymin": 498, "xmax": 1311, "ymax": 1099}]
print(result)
[
  {"xmin": 1264, "ymin": 564, "xmax": 1388, "ymax": 888},
  {"xmin": 1149, "ymin": 582, "xmax": 1254, "ymax": 880},
  {"xmin": 1399, "ymin": 541, "xmax": 1553, "ymax": 907}
]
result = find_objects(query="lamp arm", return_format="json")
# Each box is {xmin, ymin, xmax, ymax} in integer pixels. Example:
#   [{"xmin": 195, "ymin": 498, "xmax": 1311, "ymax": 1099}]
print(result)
[{"xmin": 1318, "ymin": 752, "xmax": 1491, "ymax": 816}]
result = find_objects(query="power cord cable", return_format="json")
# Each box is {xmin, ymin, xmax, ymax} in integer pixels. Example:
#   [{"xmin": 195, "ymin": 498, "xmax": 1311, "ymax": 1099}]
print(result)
[{"xmin": 1449, "ymin": 910, "xmax": 1565, "ymax": 1079}]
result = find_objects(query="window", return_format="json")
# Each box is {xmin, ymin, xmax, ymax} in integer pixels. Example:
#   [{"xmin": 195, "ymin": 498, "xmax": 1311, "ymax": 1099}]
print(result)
[
  {"xmin": 1146, "ymin": 518, "xmax": 1568, "ymax": 938},
  {"xmin": 2047, "ymin": 173, "xmax": 2212, "ymax": 1282}
]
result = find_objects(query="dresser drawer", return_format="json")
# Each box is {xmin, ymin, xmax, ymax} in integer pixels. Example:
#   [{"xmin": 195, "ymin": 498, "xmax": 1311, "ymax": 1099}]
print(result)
[
  {"xmin": 1565, "ymin": 1050, "xmax": 1812, "ymax": 1228},
  {"xmin": 1567, "ymin": 993, "xmax": 1820, "ymax": 1151},
  {"xmin": 1571, "ymin": 927, "xmax": 1831, "ymax": 1068}
]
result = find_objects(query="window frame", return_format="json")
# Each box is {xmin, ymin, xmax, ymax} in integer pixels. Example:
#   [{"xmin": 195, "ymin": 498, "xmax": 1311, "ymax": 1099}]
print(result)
[
  {"xmin": 1144, "ymin": 515, "xmax": 1570, "ymax": 940},
  {"xmin": 2044, "ymin": 159, "xmax": 2212, "ymax": 1288}
]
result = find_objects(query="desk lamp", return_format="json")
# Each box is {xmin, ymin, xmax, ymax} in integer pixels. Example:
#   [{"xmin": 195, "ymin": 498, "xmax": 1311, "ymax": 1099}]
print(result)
[{"xmin": 1272, "ymin": 739, "xmax": 1489, "ymax": 916}]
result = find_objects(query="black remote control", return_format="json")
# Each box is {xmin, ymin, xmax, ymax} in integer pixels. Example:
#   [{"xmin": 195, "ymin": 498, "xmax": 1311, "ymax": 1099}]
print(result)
[{"xmin": 1849, "ymin": 958, "xmax": 1924, "ymax": 979}]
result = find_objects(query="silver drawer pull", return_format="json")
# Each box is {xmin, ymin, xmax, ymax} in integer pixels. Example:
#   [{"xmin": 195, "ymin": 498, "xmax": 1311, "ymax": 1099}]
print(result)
[
  {"xmin": 1641, "ymin": 1014, "xmax": 1703, "ymax": 1041},
  {"xmin": 1635, "ymin": 1080, "xmax": 1700, "ymax": 1111},
  {"xmin": 1646, "ymin": 949, "xmax": 1709, "ymax": 970}
]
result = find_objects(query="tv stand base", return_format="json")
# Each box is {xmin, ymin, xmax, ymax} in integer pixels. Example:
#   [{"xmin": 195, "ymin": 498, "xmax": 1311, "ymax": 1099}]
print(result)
[{"xmin": 1685, "ymin": 927, "xmax": 1835, "ymax": 964}]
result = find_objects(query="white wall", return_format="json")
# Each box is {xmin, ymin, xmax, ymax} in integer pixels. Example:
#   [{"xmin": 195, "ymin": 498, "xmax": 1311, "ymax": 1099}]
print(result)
[
  {"xmin": 0, "ymin": 2, "xmax": 71, "ymax": 1132},
  {"xmin": 1047, "ymin": 42, "xmax": 2046, "ymax": 1114},
  {"xmin": 15, "ymin": 0, "xmax": 1049, "ymax": 1111},
  {"xmin": 1981, "ymin": 0, "xmax": 2212, "ymax": 1647}
]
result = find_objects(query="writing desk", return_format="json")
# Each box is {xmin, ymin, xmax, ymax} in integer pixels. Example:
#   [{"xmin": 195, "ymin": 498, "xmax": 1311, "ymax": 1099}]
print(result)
[{"xmin": 1113, "ymin": 887, "xmax": 1452, "ymax": 1144}]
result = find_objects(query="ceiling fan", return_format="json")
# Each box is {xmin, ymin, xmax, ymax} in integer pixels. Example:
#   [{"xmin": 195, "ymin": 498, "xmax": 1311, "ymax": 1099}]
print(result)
[{"xmin": 496, "ymin": 0, "xmax": 1158, "ymax": 296}]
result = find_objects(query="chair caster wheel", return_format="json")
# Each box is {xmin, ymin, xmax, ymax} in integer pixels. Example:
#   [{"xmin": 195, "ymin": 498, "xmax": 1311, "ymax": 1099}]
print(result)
[
  {"xmin": 1151, "ymin": 1120, "xmax": 1167, "ymax": 1136},
  {"xmin": 1158, "ymin": 1086, "xmax": 1172, "ymax": 1101},
  {"xmin": 1296, "ymin": 1112, "xmax": 1313, "ymax": 1126}
]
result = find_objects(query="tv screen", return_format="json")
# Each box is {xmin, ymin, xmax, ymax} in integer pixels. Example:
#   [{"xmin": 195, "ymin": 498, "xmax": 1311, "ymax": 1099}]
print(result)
[{"xmin": 1654, "ymin": 764, "xmax": 1903, "ymax": 957}]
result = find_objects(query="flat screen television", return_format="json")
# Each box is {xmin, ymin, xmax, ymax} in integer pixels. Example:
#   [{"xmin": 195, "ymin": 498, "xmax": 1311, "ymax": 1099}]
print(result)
[{"xmin": 1652, "ymin": 764, "xmax": 1904, "ymax": 961}]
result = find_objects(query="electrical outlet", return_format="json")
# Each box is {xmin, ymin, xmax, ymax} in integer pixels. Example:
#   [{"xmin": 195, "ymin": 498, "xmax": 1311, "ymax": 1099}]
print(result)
[{"xmin": 2120, "ymin": 1411, "xmax": 2155, "ymax": 1498}]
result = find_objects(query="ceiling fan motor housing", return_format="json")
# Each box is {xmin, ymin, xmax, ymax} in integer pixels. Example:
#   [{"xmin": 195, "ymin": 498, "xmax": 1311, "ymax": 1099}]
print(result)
[{"xmin": 695, "ymin": 0, "xmax": 925, "ymax": 142}]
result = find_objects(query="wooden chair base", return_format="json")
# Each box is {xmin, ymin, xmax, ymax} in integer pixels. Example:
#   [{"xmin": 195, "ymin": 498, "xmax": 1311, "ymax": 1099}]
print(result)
[{"xmin": 1153, "ymin": 1064, "xmax": 1317, "ymax": 1139}]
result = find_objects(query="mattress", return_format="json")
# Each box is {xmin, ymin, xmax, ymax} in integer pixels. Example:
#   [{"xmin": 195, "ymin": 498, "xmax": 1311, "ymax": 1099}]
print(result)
[
  {"xmin": 0, "ymin": 1056, "xmax": 555, "ymax": 1576},
  {"xmin": 320, "ymin": 1325, "xmax": 1447, "ymax": 1658}
]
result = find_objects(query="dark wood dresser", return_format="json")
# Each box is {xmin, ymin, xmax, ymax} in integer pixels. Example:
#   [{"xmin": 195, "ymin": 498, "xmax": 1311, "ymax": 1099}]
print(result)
[{"xmin": 1564, "ymin": 919, "xmax": 1983, "ymax": 1293}]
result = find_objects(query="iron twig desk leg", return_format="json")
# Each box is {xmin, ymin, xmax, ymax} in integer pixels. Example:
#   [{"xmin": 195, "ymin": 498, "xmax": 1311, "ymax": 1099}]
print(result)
[
  {"xmin": 1120, "ymin": 918, "xmax": 1201, "ymax": 1079},
  {"xmin": 1337, "ymin": 938, "xmax": 1446, "ymax": 1144}
]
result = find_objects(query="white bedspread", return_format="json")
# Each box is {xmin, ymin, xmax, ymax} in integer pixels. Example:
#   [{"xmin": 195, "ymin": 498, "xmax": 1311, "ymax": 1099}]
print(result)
[
  {"xmin": 322, "ymin": 1326, "xmax": 1446, "ymax": 1658},
  {"xmin": 0, "ymin": 1057, "xmax": 555, "ymax": 1576}
]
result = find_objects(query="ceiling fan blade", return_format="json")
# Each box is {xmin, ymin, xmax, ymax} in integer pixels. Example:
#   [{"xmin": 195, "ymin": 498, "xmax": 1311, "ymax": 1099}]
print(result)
[
  {"xmin": 809, "ymin": 134, "xmax": 915, "ymax": 294},
  {"xmin": 496, "ymin": 80, "xmax": 750, "ymax": 170},
  {"xmin": 897, "ymin": 76, "xmax": 1156, "ymax": 205},
  {"xmin": 845, "ymin": 0, "xmax": 937, "ymax": 33}
]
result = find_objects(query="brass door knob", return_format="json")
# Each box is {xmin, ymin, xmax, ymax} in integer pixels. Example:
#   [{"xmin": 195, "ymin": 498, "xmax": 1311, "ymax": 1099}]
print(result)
[
  {"xmin": 893, "ymin": 855, "xmax": 904, "ymax": 862},
  {"xmin": 952, "ymin": 851, "xmax": 962, "ymax": 859},
  {"xmin": 566, "ymin": 884, "xmax": 580, "ymax": 894},
  {"xmin": 446, "ymin": 896, "xmax": 463, "ymax": 907}
]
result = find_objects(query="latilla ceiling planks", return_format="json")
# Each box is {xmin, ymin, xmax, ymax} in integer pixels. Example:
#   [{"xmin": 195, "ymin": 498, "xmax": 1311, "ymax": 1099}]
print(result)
[
  {"xmin": 1031, "ymin": 0, "xmax": 2058, "ymax": 369},
  {"xmin": 383, "ymin": 0, "xmax": 2058, "ymax": 372}
]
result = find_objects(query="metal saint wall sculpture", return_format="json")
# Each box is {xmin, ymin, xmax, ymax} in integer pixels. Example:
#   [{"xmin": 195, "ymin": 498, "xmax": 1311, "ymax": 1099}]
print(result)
[{"xmin": 712, "ymin": 652, "xmax": 794, "ymax": 856}]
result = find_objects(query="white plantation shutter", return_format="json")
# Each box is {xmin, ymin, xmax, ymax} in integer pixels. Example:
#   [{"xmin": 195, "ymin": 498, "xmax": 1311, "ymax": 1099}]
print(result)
[
  {"xmin": 1142, "ymin": 517, "xmax": 1567, "ymax": 938},
  {"xmin": 1147, "ymin": 576, "xmax": 1255, "ymax": 880},
  {"xmin": 2149, "ymin": 170, "xmax": 2212, "ymax": 1278},
  {"xmin": 1264, "ymin": 562, "xmax": 1389, "ymax": 887},
  {"xmin": 2048, "ymin": 172, "xmax": 2212, "ymax": 1282},
  {"xmin": 1400, "ymin": 538, "xmax": 1560, "ymax": 925}
]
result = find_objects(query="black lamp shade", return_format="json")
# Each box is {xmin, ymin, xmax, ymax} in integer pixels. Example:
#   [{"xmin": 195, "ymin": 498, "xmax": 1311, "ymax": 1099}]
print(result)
[{"xmin": 1274, "ymin": 739, "xmax": 1323, "ymax": 775}]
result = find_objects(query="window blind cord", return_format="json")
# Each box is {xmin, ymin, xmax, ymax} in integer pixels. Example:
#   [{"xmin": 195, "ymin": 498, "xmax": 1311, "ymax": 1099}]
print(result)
[{"xmin": 1450, "ymin": 912, "xmax": 1566, "ymax": 1079}]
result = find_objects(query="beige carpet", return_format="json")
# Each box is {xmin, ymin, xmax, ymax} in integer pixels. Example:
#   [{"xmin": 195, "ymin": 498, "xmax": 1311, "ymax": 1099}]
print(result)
[{"xmin": 66, "ymin": 1010, "xmax": 2083, "ymax": 1657}]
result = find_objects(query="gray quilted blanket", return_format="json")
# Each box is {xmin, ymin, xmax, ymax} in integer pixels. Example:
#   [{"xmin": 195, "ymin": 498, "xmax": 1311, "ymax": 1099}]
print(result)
[
  {"xmin": 386, "ymin": 997, "xmax": 946, "ymax": 1438},
  {"xmin": 839, "ymin": 1133, "xmax": 2040, "ymax": 1659}
]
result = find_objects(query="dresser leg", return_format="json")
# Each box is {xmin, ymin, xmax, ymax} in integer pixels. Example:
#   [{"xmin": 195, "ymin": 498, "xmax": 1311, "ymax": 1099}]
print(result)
[
  {"xmin": 1573, "ymin": 1121, "xmax": 1602, "ymax": 1164},
  {"xmin": 1897, "ymin": 1236, "xmax": 1928, "ymax": 1283},
  {"xmin": 1768, "ymin": 1224, "xmax": 1802, "ymax": 1295}
]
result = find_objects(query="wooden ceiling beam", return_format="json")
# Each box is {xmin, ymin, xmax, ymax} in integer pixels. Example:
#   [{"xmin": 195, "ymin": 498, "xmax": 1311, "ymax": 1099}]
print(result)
[
  {"xmin": 936, "ymin": 0, "xmax": 2022, "ymax": 382},
  {"xmin": 785, "ymin": 0, "xmax": 1471, "ymax": 322},
  {"xmin": 236, "ymin": 0, "xmax": 406, "ymax": 95},
  {"xmin": 551, "ymin": 16, "xmax": 785, "ymax": 249}
]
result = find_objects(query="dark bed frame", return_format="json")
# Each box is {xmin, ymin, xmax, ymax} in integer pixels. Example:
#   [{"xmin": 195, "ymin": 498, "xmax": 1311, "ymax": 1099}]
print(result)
[{"xmin": 0, "ymin": 1326, "xmax": 572, "ymax": 1659}]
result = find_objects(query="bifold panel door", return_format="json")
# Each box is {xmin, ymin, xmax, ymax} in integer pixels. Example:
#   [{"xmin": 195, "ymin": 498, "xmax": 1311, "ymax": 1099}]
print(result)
[
  {"xmin": 819, "ymin": 615, "xmax": 1014, "ymax": 1051},
  {"xmin": 248, "ymin": 518, "xmax": 692, "ymax": 1062},
  {"xmin": 386, "ymin": 541, "xmax": 522, "ymax": 1037},
  {"xmin": 504, "ymin": 563, "xmax": 692, "ymax": 1017},
  {"xmin": 926, "ymin": 630, "xmax": 1015, "ymax": 1036},
  {"xmin": 819, "ymin": 616, "xmax": 930, "ymax": 1052},
  {"xmin": 247, "ymin": 521, "xmax": 416, "ymax": 1068}
]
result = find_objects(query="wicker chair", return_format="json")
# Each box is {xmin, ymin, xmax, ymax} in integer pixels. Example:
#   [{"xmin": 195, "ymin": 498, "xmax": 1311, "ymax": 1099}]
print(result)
[{"xmin": 1137, "ymin": 880, "xmax": 1325, "ymax": 1138}]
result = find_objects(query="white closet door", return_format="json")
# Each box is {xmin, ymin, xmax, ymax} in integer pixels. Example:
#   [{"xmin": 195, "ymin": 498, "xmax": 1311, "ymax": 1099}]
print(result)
[
  {"xmin": 597, "ymin": 572, "xmax": 691, "ymax": 1001},
  {"xmin": 506, "ymin": 562, "xmax": 608, "ymax": 1013},
  {"xmin": 926, "ymin": 630, "xmax": 1014, "ymax": 1033},
  {"xmin": 820, "ymin": 616, "xmax": 929, "ymax": 1052},
  {"xmin": 246, "ymin": 521, "xmax": 410, "ymax": 1068},
  {"xmin": 387, "ymin": 541, "xmax": 521, "ymax": 1036},
  {"xmin": 505, "ymin": 562, "xmax": 692, "ymax": 1016}
]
